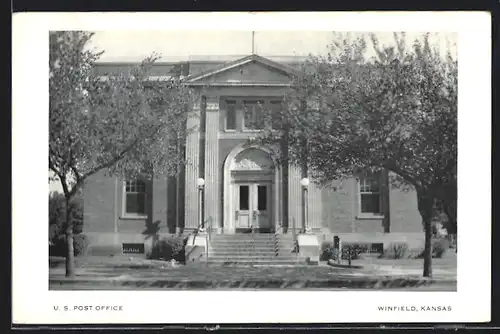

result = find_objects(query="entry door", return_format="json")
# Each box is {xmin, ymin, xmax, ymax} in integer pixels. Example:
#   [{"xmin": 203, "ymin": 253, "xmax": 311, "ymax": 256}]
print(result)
[
  {"xmin": 234, "ymin": 183, "xmax": 272, "ymax": 229},
  {"xmin": 254, "ymin": 183, "xmax": 272, "ymax": 230},
  {"xmin": 235, "ymin": 184, "xmax": 252, "ymax": 228}
]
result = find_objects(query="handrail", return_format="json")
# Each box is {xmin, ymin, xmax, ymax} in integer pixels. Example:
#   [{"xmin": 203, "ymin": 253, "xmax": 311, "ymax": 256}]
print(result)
[
  {"xmin": 206, "ymin": 216, "xmax": 213, "ymax": 241},
  {"xmin": 185, "ymin": 216, "xmax": 211, "ymax": 263},
  {"xmin": 187, "ymin": 216, "xmax": 212, "ymax": 264},
  {"xmin": 191, "ymin": 216, "xmax": 209, "ymax": 244},
  {"xmin": 273, "ymin": 226, "xmax": 282, "ymax": 257},
  {"xmin": 206, "ymin": 216, "xmax": 213, "ymax": 264}
]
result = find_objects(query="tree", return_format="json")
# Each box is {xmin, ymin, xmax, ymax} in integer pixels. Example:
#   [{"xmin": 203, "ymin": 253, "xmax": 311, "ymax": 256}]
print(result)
[
  {"xmin": 256, "ymin": 32, "xmax": 457, "ymax": 277},
  {"xmin": 49, "ymin": 31, "xmax": 194, "ymax": 277}
]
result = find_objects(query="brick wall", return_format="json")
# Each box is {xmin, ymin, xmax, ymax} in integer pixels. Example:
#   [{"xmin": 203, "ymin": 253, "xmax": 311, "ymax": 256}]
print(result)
[
  {"xmin": 83, "ymin": 171, "xmax": 177, "ymax": 255},
  {"xmin": 317, "ymin": 174, "xmax": 422, "ymax": 237},
  {"xmin": 388, "ymin": 173, "xmax": 422, "ymax": 233},
  {"xmin": 319, "ymin": 179, "xmax": 355, "ymax": 233},
  {"xmin": 83, "ymin": 170, "xmax": 116, "ymax": 234}
]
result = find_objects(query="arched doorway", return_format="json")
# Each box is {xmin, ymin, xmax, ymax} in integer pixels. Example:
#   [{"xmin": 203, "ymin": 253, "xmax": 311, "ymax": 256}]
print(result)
[{"xmin": 223, "ymin": 145, "xmax": 280, "ymax": 233}]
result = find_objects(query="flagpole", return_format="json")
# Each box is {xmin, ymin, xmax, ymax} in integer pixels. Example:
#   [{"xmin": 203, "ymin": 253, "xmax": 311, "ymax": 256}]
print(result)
[{"xmin": 252, "ymin": 31, "xmax": 255, "ymax": 54}]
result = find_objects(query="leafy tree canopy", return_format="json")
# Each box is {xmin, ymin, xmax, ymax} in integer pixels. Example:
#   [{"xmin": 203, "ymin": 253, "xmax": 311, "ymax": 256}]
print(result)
[
  {"xmin": 255, "ymin": 32, "xmax": 457, "ymax": 277},
  {"xmin": 50, "ymin": 31, "xmax": 195, "ymax": 200}
]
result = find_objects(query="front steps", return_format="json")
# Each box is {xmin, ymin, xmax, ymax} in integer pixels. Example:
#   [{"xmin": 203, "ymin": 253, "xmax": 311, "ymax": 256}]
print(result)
[{"xmin": 206, "ymin": 233, "xmax": 308, "ymax": 265}]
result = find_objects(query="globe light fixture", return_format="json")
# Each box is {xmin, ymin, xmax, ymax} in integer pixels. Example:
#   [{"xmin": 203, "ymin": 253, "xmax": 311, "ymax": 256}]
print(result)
[
  {"xmin": 197, "ymin": 178, "xmax": 205, "ymax": 188},
  {"xmin": 300, "ymin": 177, "xmax": 310, "ymax": 187}
]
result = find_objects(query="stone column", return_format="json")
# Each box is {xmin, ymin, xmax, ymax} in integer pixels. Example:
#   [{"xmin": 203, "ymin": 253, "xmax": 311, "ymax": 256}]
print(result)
[
  {"xmin": 308, "ymin": 178, "xmax": 323, "ymax": 231},
  {"xmin": 184, "ymin": 99, "xmax": 201, "ymax": 231},
  {"xmin": 274, "ymin": 166, "xmax": 281, "ymax": 232},
  {"xmin": 204, "ymin": 96, "xmax": 220, "ymax": 231},
  {"xmin": 288, "ymin": 164, "xmax": 302, "ymax": 233}
]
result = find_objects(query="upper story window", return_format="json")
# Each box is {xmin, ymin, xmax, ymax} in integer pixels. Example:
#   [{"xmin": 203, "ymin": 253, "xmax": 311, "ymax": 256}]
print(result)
[
  {"xmin": 124, "ymin": 180, "xmax": 147, "ymax": 216},
  {"xmin": 243, "ymin": 100, "xmax": 265, "ymax": 130},
  {"xmin": 359, "ymin": 176, "xmax": 382, "ymax": 215},
  {"xmin": 225, "ymin": 100, "xmax": 237, "ymax": 130},
  {"xmin": 269, "ymin": 100, "xmax": 283, "ymax": 130},
  {"xmin": 221, "ymin": 98, "xmax": 285, "ymax": 133}
]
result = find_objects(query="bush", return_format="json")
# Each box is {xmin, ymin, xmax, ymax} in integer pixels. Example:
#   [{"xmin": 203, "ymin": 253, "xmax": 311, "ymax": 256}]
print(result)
[
  {"xmin": 49, "ymin": 233, "xmax": 89, "ymax": 257},
  {"xmin": 320, "ymin": 242, "xmax": 338, "ymax": 261},
  {"xmin": 416, "ymin": 238, "xmax": 450, "ymax": 259},
  {"xmin": 381, "ymin": 242, "xmax": 409, "ymax": 259},
  {"xmin": 341, "ymin": 243, "xmax": 369, "ymax": 260},
  {"xmin": 73, "ymin": 234, "xmax": 90, "ymax": 256},
  {"xmin": 149, "ymin": 236, "xmax": 188, "ymax": 263},
  {"xmin": 432, "ymin": 238, "xmax": 450, "ymax": 258},
  {"xmin": 49, "ymin": 192, "xmax": 83, "ymax": 244}
]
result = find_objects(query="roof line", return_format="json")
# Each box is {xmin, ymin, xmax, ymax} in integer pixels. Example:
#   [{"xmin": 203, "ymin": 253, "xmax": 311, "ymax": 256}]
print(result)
[{"xmin": 184, "ymin": 54, "xmax": 298, "ymax": 83}]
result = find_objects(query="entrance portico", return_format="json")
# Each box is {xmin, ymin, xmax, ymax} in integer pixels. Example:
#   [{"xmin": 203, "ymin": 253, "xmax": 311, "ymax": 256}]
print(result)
[
  {"xmin": 223, "ymin": 145, "xmax": 281, "ymax": 233},
  {"xmin": 183, "ymin": 54, "xmax": 298, "ymax": 234}
]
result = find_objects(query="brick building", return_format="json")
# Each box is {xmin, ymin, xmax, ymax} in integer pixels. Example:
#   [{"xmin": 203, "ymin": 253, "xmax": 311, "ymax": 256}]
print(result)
[{"xmin": 83, "ymin": 54, "xmax": 424, "ymax": 259}]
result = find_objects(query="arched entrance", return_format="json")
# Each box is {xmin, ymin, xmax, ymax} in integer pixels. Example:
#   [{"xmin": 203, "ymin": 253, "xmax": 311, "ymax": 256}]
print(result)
[{"xmin": 223, "ymin": 145, "xmax": 280, "ymax": 233}]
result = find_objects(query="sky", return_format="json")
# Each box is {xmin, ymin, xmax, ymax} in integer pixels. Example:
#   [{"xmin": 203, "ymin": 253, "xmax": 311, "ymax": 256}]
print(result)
[
  {"xmin": 50, "ymin": 31, "xmax": 456, "ymax": 193},
  {"xmin": 88, "ymin": 31, "xmax": 457, "ymax": 62}
]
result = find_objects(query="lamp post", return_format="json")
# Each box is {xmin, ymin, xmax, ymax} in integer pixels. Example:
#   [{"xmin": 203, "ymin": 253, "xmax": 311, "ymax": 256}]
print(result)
[
  {"xmin": 197, "ymin": 178, "xmax": 205, "ymax": 232},
  {"xmin": 300, "ymin": 177, "xmax": 311, "ymax": 234}
]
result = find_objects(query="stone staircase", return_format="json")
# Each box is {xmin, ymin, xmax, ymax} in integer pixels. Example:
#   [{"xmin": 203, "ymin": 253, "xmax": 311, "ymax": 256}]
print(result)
[{"xmin": 206, "ymin": 233, "xmax": 306, "ymax": 265}]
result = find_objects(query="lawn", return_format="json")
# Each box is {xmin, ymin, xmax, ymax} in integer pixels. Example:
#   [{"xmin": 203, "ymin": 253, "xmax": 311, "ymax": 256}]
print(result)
[{"xmin": 49, "ymin": 255, "xmax": 457, "ymax": 290}]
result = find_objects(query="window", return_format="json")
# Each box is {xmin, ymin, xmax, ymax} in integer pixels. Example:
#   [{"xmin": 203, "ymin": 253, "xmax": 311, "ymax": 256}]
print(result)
[
  {"xmin": 257, "ymin": 185, "xmax": 267, "ymax": 210},
  {"xmin": 225, "ymin": 100, "xmax": 236, "ymax": 130},
  {"xmin": 359, "ymin": 176, "xmax": 382, "ymax": 215},
  {"xmin": 269, "ymin": 101, "xmax": 283, "ymax": 129},
  {"xmin": 124, "ymin": 180, "xmax": 147, "ymax": 216},
  {"xmin": 239, "ymin": 185, "xmax": 249, "ymax": 210},
  {"xmin": 243, "ymin": 100, "xmax": 265, "ymax": 130}
]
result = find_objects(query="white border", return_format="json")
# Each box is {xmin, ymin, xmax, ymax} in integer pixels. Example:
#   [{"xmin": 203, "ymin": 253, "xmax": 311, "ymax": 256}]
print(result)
[{"xmin": 12, "ymin": 11, "xmax": 491, "ymax": 324}]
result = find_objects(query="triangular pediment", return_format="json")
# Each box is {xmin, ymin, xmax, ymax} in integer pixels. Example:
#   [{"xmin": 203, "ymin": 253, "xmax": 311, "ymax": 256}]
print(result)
[{"xmin": 185, "ymin": 54, "xmax": 296, "ymax": 86}]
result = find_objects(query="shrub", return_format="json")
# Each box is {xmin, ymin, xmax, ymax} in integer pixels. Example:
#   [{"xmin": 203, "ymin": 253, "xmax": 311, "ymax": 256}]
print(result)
[
  {"xmin": 432, "ymin": 238, "xmax": 450, "ymax": 258},
  {"xmin": 341, "ymin": 243, "xmax": 369, "ymax": 260},
  {"xmin": 49, "ymin": 192, "xmax": 83, "ymax": 244},
  {"xmin": 150, "ymin": 236, "xmax": 188, "ymax": 263},
  {"xmin": 49, "ymin": 233, "xmax": 89, "ymax": 257},
  {"xmin": 416, "ymin": 238, "xmax": 450, "ymax": 259},
  {"xmin": 381, "ymin": 242, "xmax": 409, "ymax": 259},
  {"xmin": 73, "ymin": 234, "xmax": 90, "ymax": 256},
  {"xmin": 320, "ymin": 242, "xmax": 338, "ymax": 261}
]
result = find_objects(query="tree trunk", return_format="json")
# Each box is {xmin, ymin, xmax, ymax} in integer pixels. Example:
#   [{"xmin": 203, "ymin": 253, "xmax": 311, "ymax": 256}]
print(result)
[
  {"xmin": 422, "ymin": 215, "xmax": 433, "ymax": 278},
  {"xmin": 443, "ymin": 202, "xmax": 457, "ymax": 253},
  {"xmin": 417, "ymin": 192, "xmax": 434, "ymax": 278},
  {"xmin": 65, "ymin": 197, "xmax": 75, "ymax": 278}
]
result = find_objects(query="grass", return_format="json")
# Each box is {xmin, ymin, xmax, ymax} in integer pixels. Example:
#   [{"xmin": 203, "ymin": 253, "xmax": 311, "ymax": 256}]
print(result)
[
  {"xmin": 48, "ymin": 242, "xmax": 457, "ymax": 290},
  {"xmin": 49, "ymin": 254, "xmax": 457, "ymax": 291}
]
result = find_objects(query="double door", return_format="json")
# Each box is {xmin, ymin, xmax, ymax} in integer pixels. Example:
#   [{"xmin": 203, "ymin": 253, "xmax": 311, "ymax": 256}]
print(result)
[{"xmin": 234, "ymin": 182, "xmax": 272, "ymax": 230}]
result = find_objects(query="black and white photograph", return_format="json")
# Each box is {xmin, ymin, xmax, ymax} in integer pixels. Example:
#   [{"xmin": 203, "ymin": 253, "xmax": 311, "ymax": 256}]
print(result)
[{"xmin": 12, "ymin": 12, "xmax": 491, "ymax": 324}]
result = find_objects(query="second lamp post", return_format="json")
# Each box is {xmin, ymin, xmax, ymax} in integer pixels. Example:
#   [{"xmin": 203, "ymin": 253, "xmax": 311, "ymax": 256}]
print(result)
[
  {"xmin": 197, "ymin": 177, "xmax": 205, "ymax": 231},
  {"xmin": 300, "ymin": 177, "xmax": 311, "ymax": 233}
]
